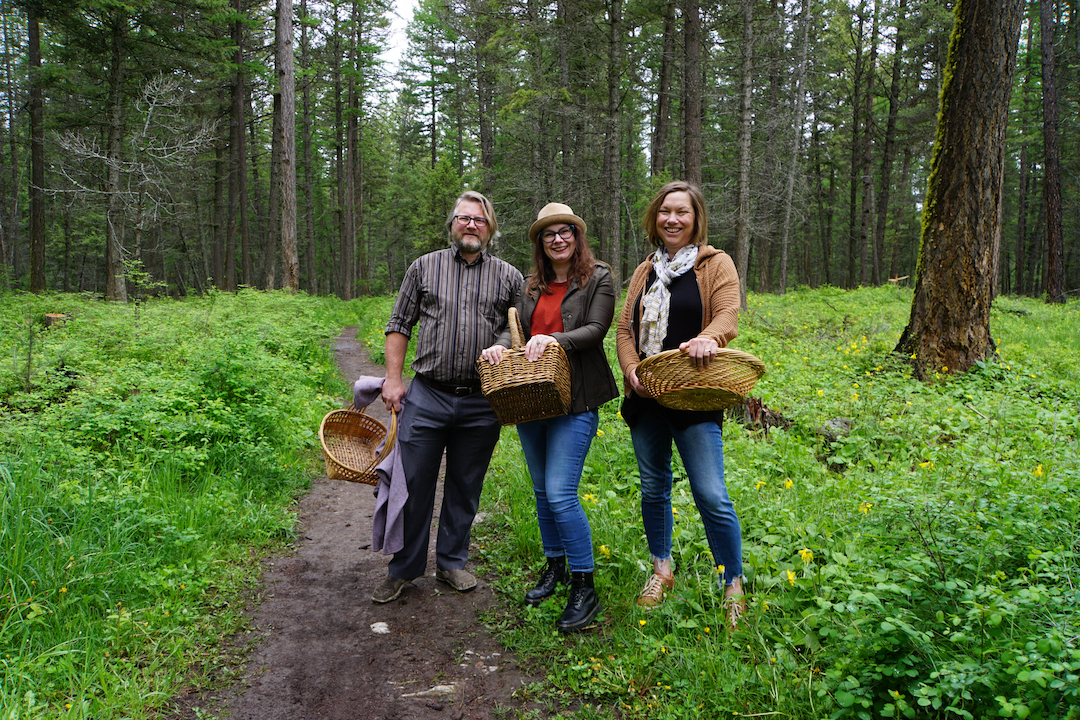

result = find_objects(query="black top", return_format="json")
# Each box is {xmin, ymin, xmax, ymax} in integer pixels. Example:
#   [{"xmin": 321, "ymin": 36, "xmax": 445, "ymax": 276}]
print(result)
[{"xmin": 622, "ymin": 267, "xmax": 724, "ymax": 430}]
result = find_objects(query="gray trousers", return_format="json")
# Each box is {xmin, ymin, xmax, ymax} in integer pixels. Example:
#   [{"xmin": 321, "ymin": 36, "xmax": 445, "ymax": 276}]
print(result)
[{"xmin": 387, "ymin": 378, "xmax": 502, "ymax": 580}]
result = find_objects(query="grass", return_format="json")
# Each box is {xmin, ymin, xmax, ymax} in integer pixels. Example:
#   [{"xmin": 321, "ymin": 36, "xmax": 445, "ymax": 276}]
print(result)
[
  {"xmin": 0, "ymin": 289, "xmax": 364, "ymax": 718},
  {"xmin": 462, "ymin": 286, "xmax": 1078, "ymax": 720},
  {"xmin": 1, "ymin": 285, "xmax": 1076, "ymax": 719}
]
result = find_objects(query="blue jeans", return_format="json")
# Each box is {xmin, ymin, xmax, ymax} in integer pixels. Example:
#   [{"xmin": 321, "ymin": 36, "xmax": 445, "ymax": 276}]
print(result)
[
  {"xmin": 516, "ymin": 409, "xmax": 599, "ymax": 573},
  {"xmin": 630, "ymin": 413, "xmax": 743, "ymax": 585}
]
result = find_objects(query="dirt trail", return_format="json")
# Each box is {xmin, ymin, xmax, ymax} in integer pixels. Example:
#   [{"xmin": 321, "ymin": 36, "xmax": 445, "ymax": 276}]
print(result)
[{"xmin": 169, "ymin": 328, "xmax": 542, "ymax": 720}]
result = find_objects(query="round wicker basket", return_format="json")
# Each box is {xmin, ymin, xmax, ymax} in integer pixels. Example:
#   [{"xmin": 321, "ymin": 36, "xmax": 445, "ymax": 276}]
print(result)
[
  {"xmin": 319, "ymin": 406, "xmax": 398, "ymax": 485},
  {"xmin": 636, "ymin": 347, "xmax": 766, "ymax": 411}
]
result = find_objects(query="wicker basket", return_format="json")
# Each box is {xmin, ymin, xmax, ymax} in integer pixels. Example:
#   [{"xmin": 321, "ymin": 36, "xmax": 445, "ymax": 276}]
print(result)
[
  {"xmin": 636, "ymin": 347, "xmax": 766, "ymax": 411},
  {"xmin": 319, "ymin": 405, "xmax": 398, "ymax": 485},
  {"xmin": 477, "ymin": 307, "xmax": 572, "ymax": 425}
]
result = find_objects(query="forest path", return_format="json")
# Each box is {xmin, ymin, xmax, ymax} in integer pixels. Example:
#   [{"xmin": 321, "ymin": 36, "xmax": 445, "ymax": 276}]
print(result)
[{"xmin": 168, "ymin": 327, "xmax": 542, "ymax": 720}]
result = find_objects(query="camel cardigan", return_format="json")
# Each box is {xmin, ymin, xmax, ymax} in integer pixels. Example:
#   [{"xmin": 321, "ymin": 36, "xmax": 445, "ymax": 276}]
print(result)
[{"xmin": 615, "ymin": 244, "xmax": 740, "ymax": 395}]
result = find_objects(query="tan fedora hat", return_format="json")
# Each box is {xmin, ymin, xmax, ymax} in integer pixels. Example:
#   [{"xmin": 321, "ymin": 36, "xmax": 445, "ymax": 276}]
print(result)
[{"xmin": 528, "ymin": 202, "xmax": 587, "ymax": 245}]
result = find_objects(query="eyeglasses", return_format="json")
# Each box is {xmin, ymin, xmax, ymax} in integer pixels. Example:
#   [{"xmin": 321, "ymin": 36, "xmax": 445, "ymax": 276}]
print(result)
[
  {"xmin": 540, "ymin": 225, "xmax": 575, "ymax": 243},
  {"xmin": 453, "ymin": 214, "xmax": 488, "ymax": 227}
]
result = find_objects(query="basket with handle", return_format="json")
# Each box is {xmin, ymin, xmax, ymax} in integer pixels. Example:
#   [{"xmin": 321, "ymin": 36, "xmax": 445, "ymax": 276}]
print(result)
[
  {"xmin": 319, "ymin": 405, "xmax": 398, "ymax": 485},
  {"xmin": 477, "ymin": 307, "xmax": 572, "ymax": 425},
  {"xmin": 635, "ymin": 347, "xmax": 766, "ymax": 411}
]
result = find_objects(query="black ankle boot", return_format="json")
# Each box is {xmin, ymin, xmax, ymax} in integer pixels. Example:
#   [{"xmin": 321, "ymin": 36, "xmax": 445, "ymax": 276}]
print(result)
[
  {"xmin": 557, "ymin": 571, "xmax": 600, "ymax": 632},
  {"xmin": 524, "ymin": 556, "xmax": 567, "ymax": 606}
]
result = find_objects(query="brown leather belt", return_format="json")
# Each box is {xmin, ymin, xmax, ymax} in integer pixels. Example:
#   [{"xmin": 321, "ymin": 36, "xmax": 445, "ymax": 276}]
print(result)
[{"xmin": 417, "ymin": 374, "xmax": 482, "ymax": 397}]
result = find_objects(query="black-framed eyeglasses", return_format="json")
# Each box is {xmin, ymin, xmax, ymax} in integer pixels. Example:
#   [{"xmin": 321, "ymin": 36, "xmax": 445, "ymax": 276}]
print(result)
[
  {"xmin": 540, "ymin": 225, "xmax": 575, "ymax": 243},
  {"xmin": 453, "ymin": 214, "xmax": 488, "ymax": 227}
]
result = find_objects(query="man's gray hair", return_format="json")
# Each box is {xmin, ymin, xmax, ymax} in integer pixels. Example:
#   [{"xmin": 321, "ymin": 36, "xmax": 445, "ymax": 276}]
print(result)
[{"xmin": 446, "ymin": 190, "xmax": 501, "ymax": 243}]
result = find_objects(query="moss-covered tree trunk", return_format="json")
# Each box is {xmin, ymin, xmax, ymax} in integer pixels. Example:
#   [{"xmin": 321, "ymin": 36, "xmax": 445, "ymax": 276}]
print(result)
[{"xmin": 895, "ymin": 0, "xmax": 1024, "ymax": 379}]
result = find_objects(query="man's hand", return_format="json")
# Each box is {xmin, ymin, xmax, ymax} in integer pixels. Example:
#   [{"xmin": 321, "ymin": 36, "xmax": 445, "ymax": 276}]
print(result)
[{"xmin": 382, "ymin": 377, "xmax": 406, "ymax": 412}]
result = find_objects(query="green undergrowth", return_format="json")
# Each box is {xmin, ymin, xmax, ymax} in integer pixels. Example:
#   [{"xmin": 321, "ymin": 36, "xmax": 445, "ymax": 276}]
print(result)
[
  {"xmin": 357, "ymin": 286, "xmax": 1079, "ymax": 720},
  {"xmin": 0, "ymin": 289, "xmax": 364, "ymax": 718}
]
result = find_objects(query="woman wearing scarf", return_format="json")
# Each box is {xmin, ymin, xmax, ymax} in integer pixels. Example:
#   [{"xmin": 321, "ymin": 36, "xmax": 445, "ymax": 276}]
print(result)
[{"xmin": 615, "ymin": 181, "xmax": 746, "ymax": 630}]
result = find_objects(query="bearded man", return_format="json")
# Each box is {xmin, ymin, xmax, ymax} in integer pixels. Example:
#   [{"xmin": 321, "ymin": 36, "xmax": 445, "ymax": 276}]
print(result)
[{"xmin": 374, "ymin": 190, "xmax": 523, "ymax": 603}]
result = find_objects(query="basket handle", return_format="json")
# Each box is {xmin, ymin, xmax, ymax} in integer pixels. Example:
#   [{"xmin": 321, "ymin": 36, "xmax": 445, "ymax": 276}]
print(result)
[
  {"xmin": 508, "ymin": 306, "xmax": 526, "ymax": 349},
  {"xmin": 372, "ymin": 409, "xmax": 398, "ymax": 468}
]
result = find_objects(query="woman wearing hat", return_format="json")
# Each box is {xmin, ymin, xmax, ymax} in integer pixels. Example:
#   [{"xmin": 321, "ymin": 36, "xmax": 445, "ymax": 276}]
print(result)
[
  {"xmin": 481, "ymin": 202, "xmax": 618, "ymax": 632},
  {"xmin": 615, "ymin": 181, "xmax": 746, "ymax": 630}
]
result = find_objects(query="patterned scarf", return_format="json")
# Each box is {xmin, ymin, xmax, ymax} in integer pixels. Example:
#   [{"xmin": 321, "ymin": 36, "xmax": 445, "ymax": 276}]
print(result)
[{"xmin": 638, "ymin": 244, "xmax": 699, "ymax": 357}]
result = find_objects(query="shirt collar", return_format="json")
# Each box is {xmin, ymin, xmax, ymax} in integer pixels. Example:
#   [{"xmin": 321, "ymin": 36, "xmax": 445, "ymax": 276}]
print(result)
[{"xmin": 453, "ymin": 245, "xmax": 487, "ymax": 266}]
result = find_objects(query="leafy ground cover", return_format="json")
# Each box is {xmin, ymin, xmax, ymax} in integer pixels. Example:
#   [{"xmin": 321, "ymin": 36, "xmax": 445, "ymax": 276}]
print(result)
[
  {"xmin": 375, "ymin": 286, "xmax": 1075, "ymax": 720},
  {"xmin": 0, "ymin": 290, "xmax": 364, "ymax": 718},
  {"xmin": 2, "ymin": 286, "xmax": 1076, "ymax": 720}
]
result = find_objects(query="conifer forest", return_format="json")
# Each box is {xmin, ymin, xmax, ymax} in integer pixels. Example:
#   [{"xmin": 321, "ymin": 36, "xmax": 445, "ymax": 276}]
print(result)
[{"xmin": 0, "ymin": 0, "xmax": 1077, "ymax": 301}]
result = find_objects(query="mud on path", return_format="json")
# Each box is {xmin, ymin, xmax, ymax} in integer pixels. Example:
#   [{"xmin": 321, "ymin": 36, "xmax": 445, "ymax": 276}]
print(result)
[{"xmin": 169, "ymin": 328, "xmax": 544, "ymax": 720}]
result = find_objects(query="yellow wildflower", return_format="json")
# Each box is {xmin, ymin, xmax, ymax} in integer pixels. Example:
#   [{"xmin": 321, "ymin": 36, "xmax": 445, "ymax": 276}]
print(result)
[
  {"xmin": 755, "ymin": 480, "xmax": 767, "ymax": 490},
  {"xmin": 639, "ymin": 619, "xmax": 647, "ymax": 626},
  {"xmin": 784, "ymin": 479, "xmax": 794, "ymax": 489},
  {"xmin": 799, "ymin": 548, "xmax": 814, "ymax": 564},
  {"xmin": 785, "ymin": 570, "xmax": 796, "ymax": 586},
  {"xmin": 1033, "ymin": 464, "xmax": 1044, "ymax": 477}
]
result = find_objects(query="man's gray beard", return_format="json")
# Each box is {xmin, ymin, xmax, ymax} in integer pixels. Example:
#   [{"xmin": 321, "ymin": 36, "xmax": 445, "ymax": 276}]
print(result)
[{"xmin": 453, "ymin": 236, "xmax": 483, "ymax": 255}]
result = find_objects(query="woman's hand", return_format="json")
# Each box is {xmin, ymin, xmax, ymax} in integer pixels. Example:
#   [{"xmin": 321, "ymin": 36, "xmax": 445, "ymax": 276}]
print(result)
[
  {"xmin": 480, "ymin": 345, "xmax": 505, "ymax": 365},
  {"xmin": 629, "ymin": 367, "xmax": 649, "ymax": 397},
  {"xmin": 524, "ymin": 334, "xmax": 556, "ymax": 362},
  {"xmin": 680, "ymin": 336, "xmax": 720, "ymax": 369}
]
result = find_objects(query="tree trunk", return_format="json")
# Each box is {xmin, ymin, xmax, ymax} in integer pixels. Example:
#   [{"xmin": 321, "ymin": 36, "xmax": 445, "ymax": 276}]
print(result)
[
  {"xmin": 603, "ymin": 0, "xmax": 623, "ymax": 289},
  {"xmin": 105, "ymin": 18, "xmax": 127, "ymax": 302},
  {"xmin": 3, "ymin": 14, "xmax": 19, "ymax": 284},
  {"xmin": 874, "ymin": 0, "xmax": 906, "ymax": 284},
  {"xmin": 651, "ymin": 1, "xmax": 676, "ymax": 177},
  {"xmin": 683, "ymin": 0, "xmax": 702, "ymax": 187},
  {"xmin": 860, "ymin": 1, "xmax": 878, "ymax": 285},
  {"xmin": 300, "ymin": 0, "xmax": 317, "ymax": 294},
  {"xmin": 1040, "ymin": 0, "xmax": 1064, "ymax": 303},
  {"xmin": 268, "ymin": 93, "xmax": 282, "ymax": 290},
  {"xmin": 779, "ymin": 0, "xmax": 811, "ymax": 295},
  {"xmin": 846, "ymin": 5, "xmax": 865, "ymax": 288},
  {"xmin": 278, "ymin": 0, "xmax": 299, "ymax": 293},
  {"xmin": 734, "ymin": 0, "xmax": 753, "ymax": 307},
  {"xmin": 212, "ymin": 122, "xmax": 225, "ymax": 288},
  {"xmin": 895, "ymin": 0, "xmax": 1024, "ymax": 379},
  {"xmin": 29, "ymin": 11, "xmax": 45, "ymax": 293}
]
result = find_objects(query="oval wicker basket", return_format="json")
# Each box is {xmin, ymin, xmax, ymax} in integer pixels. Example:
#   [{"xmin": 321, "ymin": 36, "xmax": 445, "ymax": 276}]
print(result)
[
  {"xmin": 319, "ymin": 405, "xmax": 398, "ymax": 485},
  {"xmin": 636, "ymin": 347, "xmax": 766, "ymax": 411},
  {"xmin": 477, "ymin": 307, "xmax": 572, "ymax": 425}
]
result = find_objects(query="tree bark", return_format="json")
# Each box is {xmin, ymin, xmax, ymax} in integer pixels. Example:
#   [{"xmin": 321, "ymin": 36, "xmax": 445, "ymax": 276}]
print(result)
[
  {"xmin": 651, "ymin": 1, "xmax": 676, "ymax": 177},
  {"xmin": 779, "ymin": 0, "xmax": 811, "ymax": 295},
  {"xmin": 300, "ymin": 0, "xmax": 317, "ymax": 294},
  {"xmin": 846, "ymin": 5, "xmax": 865, "ymax": 288},
  {"xmin": 602, "ymin": 0, "xmax": 623, "ymax": 289},
  {"xmin": 895, "ymin": 0, "xmax": 1024, "ymax": 379},
  {"xmin": 2, "ymin": 14, "xmax": 19, "ymax": 284},
  {"xmin": 278, "ymin": 0, "xmax": 299, "ymax": 293},
  {"xmin": 683, "ymin": 0, "xmax": 702, "ymax": 187},
  {"xmin": 1040, "ymin": 0, "xmax": 1064, "ymax": 303},
  {"xmin": 29, "ymin": 10, "xmax": 45, "ymax": 293},
  {"xmin": 105, "ymin": 17, "xmax": 127, "ymax": 302},
  {"xmin": 859, "ymin": 1, "xmax": 878, "ymax": 285},
  {"xmin": 734, "ymin": 0, "xmax": 754, "ymax": 307},
  {"xmin": 1015, "ymin": 18, "xmax": 1033, "ymax": 296}
]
